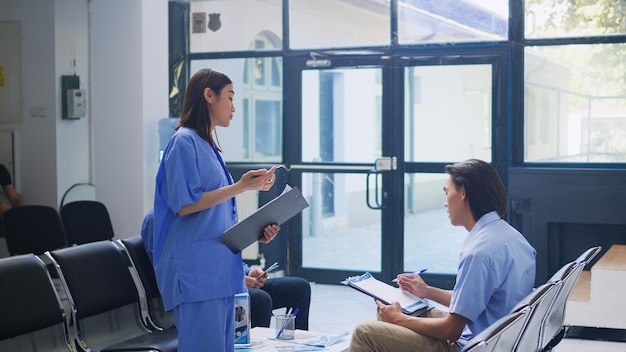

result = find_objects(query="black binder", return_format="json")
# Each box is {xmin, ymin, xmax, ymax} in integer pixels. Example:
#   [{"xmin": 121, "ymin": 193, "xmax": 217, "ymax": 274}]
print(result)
[{"xmin": 219, "ymin": 185, "xmax": 309, "ymax": 254}]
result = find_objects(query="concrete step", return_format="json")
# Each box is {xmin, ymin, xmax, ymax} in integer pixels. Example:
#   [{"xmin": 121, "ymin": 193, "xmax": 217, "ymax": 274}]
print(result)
[
  {"xmin": 569, "ymin": 270, "xmax": 590, "ymax": 302},
  {"xmin": 565, "ymin": 244, "xmax": 626, "ymax": 329}
]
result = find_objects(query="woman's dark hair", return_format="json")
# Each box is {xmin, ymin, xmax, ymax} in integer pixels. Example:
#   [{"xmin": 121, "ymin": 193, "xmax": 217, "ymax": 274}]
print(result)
[
  {"xmin": 177, "ymin": 68, "xmax": 232, "ymax": 145},
  {"xmin": 445, "ymin": 159, "xmax": 507, "ymax": 220}
]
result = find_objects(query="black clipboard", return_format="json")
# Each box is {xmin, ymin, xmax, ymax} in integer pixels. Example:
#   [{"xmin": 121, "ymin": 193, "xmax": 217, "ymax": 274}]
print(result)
[{"xmin": 219, "ymin": 185, "xmax": 309, "ymax": 254}]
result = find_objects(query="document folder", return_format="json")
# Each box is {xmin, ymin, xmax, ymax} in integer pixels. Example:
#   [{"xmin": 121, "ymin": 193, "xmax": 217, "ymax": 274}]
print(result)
[
  {"xmin": 219, "ymin": 185, "xmax": 309, "ymax": 254},
  {"xmin": 341, "ymin": 272, "xmax": 430, "ymax": 315}
]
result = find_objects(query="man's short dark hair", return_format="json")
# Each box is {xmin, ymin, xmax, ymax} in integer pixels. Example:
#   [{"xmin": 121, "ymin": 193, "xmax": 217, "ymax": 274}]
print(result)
[{"xmin": 445, "ymin": 159, "xmax": 507, "ymax": 220}]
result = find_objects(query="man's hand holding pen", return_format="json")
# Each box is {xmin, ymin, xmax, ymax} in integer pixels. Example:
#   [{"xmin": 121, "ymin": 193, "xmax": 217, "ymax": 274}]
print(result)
[{"xmin": 394, "ymin": 269, "xmax": 429, "ymax": 297}]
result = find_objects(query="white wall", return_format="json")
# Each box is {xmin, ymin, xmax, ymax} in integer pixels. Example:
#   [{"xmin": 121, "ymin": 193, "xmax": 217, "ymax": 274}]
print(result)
[
  {"xmin": 55, "ymin": 0, "xmax": 91, "ymax": 205},
  {"xmin": 0, "ymin": 0, "xmax": 167, "ymax": 238},
  {"xmin": 91, "ymin": 0, "xmax": 167, "ymax": 237},
  {"xmin": 1, "ymin": 0, "xmax": 60, "ymax": 208}
]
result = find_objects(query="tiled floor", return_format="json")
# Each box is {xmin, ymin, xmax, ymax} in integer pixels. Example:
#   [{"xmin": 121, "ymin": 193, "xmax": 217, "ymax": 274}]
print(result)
[{"xmin": 303, "ymin": 283, "xmax": 626, "ymax": 352}]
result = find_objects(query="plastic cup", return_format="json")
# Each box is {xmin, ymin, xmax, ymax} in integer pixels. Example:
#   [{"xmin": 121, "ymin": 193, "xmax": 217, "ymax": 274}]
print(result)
[{"xmin": 275, "ymin": 314, "xmax": 296, "ymax": 340}]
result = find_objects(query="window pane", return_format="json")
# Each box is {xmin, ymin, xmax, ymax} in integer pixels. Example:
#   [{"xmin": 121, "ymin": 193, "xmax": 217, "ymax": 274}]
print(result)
[
  {"xmin": 404, "ymin": 65, "xmax": 492, "ymax": 162},
  {"xmin": 404, "ymin": 173, "xmax": 465, "ymax": 274},
  {"xmin": 189, "ymin": 0, "xmax": 282, "ymax": 53},
  {"xmin": 398, "ymin": 0, "xmax": 508, "ymax": 45},
  {"xmin": 190, "ymin": 58, "xmax": 282, "ymax": 163},
  {"xmin": 254, "ymin": 100, "xmax": 281, "ymax": 158},
  {"xmin": 302, "ymin": 172, "xmax": 381, "ymax": 271},
  {"xmin": 525, "ymin": 0, "xmax": 626, "ymax": 39},
  {"xmin": 289, "ymin": 0, "xmax": 390, "ymax": 49},
  {"xmin": 525, "ymin": 44, "xmax": 626, "ymax": 163},
  {"xmin": 302, "ymin": 68, "xmax": 383, "ymax": 163}
]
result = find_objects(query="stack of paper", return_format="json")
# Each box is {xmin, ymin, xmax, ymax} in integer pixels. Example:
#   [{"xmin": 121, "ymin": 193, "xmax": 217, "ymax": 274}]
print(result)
[{"xmin": 341, "ymin": 272, "xmax": 429, "ymax": 315}]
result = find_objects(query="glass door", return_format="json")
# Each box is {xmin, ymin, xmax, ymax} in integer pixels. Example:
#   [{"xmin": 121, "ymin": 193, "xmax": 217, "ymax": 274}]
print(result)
[
  {"xmin": 401, "ymin": 55, "xmax": 507, "ymax": 289},
  {"xmin": 286, "ymin": 53, "xmax": 506, "ymax": 287},
  {"xmin": 285, "ymin": 54, "xmax": 400, "ymax": 284}
]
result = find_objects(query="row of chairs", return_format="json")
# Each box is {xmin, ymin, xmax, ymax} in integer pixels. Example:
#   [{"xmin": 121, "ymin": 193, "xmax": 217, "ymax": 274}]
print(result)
[
  {"xmin": 461, "ymin": 246, "xmax": 602, "ymax": 352},
  {"xmin": 0, "ymin": 237, "xmax": 177, "ymax": 351},
  {"xmin": 2, "ymin": 201, "xmax": 115, "ymax": 256}
]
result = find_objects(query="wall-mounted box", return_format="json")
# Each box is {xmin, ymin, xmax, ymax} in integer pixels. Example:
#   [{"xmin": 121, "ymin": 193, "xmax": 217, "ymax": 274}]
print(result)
[
  {"xmin": 62, "ymin": 75, "xmax": 84, "ymax": 119},
  {"xmin": 66, "ymin": 89, "xmax": 86, "ymax": 119}
]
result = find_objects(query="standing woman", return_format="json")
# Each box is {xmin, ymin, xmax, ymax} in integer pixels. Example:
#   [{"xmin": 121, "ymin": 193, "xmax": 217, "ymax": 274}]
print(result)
[{"xmin": 153, "ymin": 68, "xmax": 280, "ymax": 351}]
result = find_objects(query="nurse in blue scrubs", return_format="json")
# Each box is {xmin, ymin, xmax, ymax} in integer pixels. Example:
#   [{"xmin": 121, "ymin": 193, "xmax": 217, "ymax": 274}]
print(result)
[{"xmin": 152, "ymin": 68, "xmax": 281, "ymax": 352}]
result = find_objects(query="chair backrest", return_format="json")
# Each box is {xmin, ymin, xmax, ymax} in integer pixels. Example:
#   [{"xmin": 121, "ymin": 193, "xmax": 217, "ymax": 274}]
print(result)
[
  {"xmin": 541, "ymin": 245, "xmax": 601, "ymax": 349},
  {"xmin": 118, "ymin": 236, "xmax": 174, "ymax": 330},
  {"xmin": 461, "ymin": 308, "xmax": 530, "ymax": 352},
  {"xmin": 3, "ymin": 205, "xmax": 67, "ymax": 255},
  {"xmin": 541, "ymin": 260, "xmax": 582, "ymax": 348},
  {"xmin": 512, "ymin": 282, "xmax": 561, "ymax": 352},
  {"xmin": 60, "ymin": 200, "xmax": 115, "ymax": 245},
  {"xmin": 0, "ymin": 254, "xmax": 72, "ymax": 351},
  {"xmin": 59, "ymin": 182, "xmax": 96, "ymax": 209},
  {"xmin": 575, "ymin": 245, "xmax": 602, "ymax": 269},
  {"xmin": 47, "ymin": 240, "xmax": 151, "ymax": 351}
]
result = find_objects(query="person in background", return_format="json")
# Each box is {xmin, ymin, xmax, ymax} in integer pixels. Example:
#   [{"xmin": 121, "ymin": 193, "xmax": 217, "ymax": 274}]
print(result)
[
  {"xmin": 141, "ymin": 209, "xmax": 311, "ymax": 331},
  {"xmin": 350, "ymin": 159, "xmax": 536, "ymax": 352},
  {"xmin": 152, "ymin": 68, "xmax": 281, "ymax": 352},
  {"xmin": 244, "ymin": 263, "xmax": 311, "ymax": 330},
  {"xmin": 0, "ymin": 163, "xmax": 24, "ymax": 218},
  {"xmin": 0, "ymin": 163, "xmax": 25, "ymax": 242}
]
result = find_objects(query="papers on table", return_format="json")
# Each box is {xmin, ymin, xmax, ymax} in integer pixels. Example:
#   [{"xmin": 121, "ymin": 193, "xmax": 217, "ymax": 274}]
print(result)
[{"xmin": 241, "ymin": 329, "xmax": 349, "ymax": 351}]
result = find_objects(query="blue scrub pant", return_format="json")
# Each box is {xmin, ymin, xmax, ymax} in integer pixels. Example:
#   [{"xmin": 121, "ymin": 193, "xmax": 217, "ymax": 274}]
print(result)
[{"xmin": 173, "ymin": 296, "xmax": 235, "ymax": 352}]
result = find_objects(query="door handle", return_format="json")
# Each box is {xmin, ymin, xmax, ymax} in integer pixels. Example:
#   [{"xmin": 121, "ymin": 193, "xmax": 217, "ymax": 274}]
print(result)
[
  {"xmin": 366, "ymin": 157, "xmax": 396, "ymax": 210},
  {"xmin": 366, "ymin": 170, "xmax": 383, "ymax": 209}
]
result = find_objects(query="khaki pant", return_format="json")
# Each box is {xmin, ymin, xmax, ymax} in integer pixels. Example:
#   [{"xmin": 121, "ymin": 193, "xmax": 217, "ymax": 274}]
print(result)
[{"xmin": 350, "ymin": 309, "xmax": 460, "ymax": 352}]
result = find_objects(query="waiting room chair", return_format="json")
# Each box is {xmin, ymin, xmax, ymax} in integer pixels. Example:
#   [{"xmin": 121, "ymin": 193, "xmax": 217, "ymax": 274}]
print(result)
[
  {"xmin": 461, "ymin": 308, "xmax": 530, "ymax": 352},
  {"xmin": 0, "ymin": 254, "xmax": 73, "ymax": 351},
  {"xmin": 511, "ymin": 282, "xmax": 561, "ymax": 352},
  {"xmin": 60, "ymin": 200, "xmax": 115, "ymax": 246},
  {"xmin": 117, "ymin": 236, "xmax": 174, "ymax": 331},
  {"xmin": 46, "ymin": 240, "xmax": 177, "ymax": 352},
  {"xmin": 575, "ymin": 246, "xmax": 602, "ymax": 269},
  {"xmin": 3, "ymin": 205, "xmax": 67, "ymax": 256},
  {"xmin": 541, "ymin": 246, "xmax": 602, "ymax": 351}
]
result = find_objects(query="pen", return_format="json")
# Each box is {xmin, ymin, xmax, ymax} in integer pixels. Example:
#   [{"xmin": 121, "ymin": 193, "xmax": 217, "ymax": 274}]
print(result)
[
  {"xmin": 392, "ymin": 268, "xmax": 428, "ymax": 283},
  {"xmin": 251, "ymin": 165, "xmax": 285, "ymax": 178},
  {"xmin": 256, "ymin": 261, "xmax": 279, "ymax": 279},
  {"xmin": 276, "ymin": 307, "xmax": 299, "ymax": 338}
]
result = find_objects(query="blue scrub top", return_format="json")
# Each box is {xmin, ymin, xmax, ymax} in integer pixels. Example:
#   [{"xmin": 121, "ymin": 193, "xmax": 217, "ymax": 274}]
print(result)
[{"xmin": 153, "ymin": 127, "xmax": 245, "ymax": 312}]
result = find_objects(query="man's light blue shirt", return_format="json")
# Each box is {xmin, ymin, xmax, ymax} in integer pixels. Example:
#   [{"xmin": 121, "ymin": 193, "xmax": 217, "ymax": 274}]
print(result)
[{"xmin": 450, "ymin": 211, "xmax": 536, "ymax": 348}]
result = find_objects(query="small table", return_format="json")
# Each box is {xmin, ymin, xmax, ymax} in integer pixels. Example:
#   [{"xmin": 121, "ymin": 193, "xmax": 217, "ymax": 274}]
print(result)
[{"xmin": 248, "ymin": 327, "xmax": 350, "ymax": 351}]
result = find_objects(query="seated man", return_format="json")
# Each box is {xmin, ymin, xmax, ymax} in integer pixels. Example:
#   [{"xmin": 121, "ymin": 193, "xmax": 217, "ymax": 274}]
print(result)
[
  {"xmin": 350, "ymin": 159, "xmax": 536, "ymax": 352},
  {"xmin": 141, "ymin": 209, "xmax": 311, "ymax": 331},
  {"xmin": 244, "ymin": 262, "xmax": 310, "ymax": 330},
  {"xmin": 0, "ymin": 163, "xmax": 25, "ymax": 241}
]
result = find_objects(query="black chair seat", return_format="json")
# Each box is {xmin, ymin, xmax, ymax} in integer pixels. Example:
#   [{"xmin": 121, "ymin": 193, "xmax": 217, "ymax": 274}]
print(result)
[
  {"xmin": 46, "ymin": 240, "xmax": 178, "ymax": 352},
  {"xmin": 0, "ymin": 254, "xmax": 73, "ymax": 351},
  {"xmin": 102, "ymin": 327, "xmax": 178, "ymax": 352}
]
